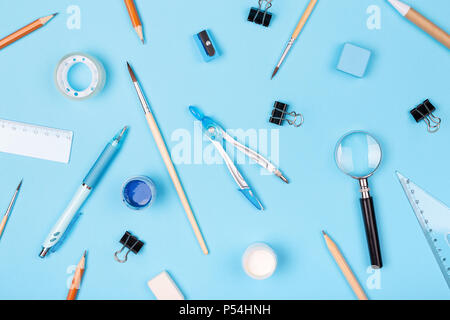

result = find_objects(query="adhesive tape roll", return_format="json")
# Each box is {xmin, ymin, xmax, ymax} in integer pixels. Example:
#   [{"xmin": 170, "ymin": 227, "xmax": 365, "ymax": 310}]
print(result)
[{"xmin": 54, "ymin": 52, "xmax": 105, "ymax": 100}]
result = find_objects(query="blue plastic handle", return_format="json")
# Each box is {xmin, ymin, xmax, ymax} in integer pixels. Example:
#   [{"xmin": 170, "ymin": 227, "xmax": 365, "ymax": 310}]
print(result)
[
  {"xmin": 189, "ymin": 106, "xmax": 204, "ymax": 121},
  {"xmin": 238, "ymin": 188, "xmax": 264, "ymax": 210}
]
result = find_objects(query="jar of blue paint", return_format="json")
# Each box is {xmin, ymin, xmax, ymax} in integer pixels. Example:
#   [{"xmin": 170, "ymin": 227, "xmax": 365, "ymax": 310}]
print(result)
[{"xmin": 122, "ymin": 176, "xmax": 156, "ymax": 210}]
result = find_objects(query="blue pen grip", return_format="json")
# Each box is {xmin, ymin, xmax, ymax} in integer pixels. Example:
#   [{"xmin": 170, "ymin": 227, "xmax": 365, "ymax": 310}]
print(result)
[{"xmin": 84, "ymin": 143, "xmax": 118, "ymax": 188}]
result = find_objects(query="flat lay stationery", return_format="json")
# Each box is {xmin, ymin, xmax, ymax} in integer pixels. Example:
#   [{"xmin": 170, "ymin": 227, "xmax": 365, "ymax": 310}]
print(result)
[
  {"xmin": 54, "ymin": 52, "xmax": 106, "ymax": 100},
  {"xmin": 0, "ymin": 180, "xmax": 22, "ymax": 240},
  {"xmin": 271, "ymin": 0, "xmax": 318, "ymax": 79},
  {"xmin": 39, "ymin": 127, "xmax": 128, "ymax": 258},
  {"xmin": 114, "ymin": 231, "xmax": 145, "ymax": 263},
  {"xmin": 0, "ymin": 0, "xmax": 449, "ymax": 302},
  {"xmin": 322, "ymin": 231, "xmax": 368, "ymax": 300},
  {"xmin": 337, "ymin": 43, "xmax": 372, "ymax": 78},
  {"xmin": 194, "ymin": 30, "xmax": 219, "ymax": 62},
  {"xmin": 0, "ymin": 119, "xmax": 73, "ymax": 163},
  {"xmin": 242, "ymin": 243, "xmax": 277, "ymax": 280},
  {"xmin": 127, "ymin": 63, "xmax": 209, "ymax": 255},
  {"xmin": 124, "ymin": 0, "xmax": 145, "ymax": 44},
  {"xmin": 410, "ymin": 99, "xmax": 441, "ymax": 133},
  {"xmin": 335, "ymin": 131, "xmax": 383, "ymax": 268},
  {"xmin": 122, "ymin": 176, "xmax": 156, "ymax": 210},
  {"xmin": 248, "ymin": 0, "xmax": 274, "ymax": 27},
  {"xmin": 67, "ymin": 250, "xmax": 87, "ymax": 300},
  {"xmin": 387, "ymin": 0, "xmax": 450, "ymax": 49},
  {"xmin": 0, "ymin": 13, "xmax": 56, "ymax": 50},
  {"xmin": 269, "ymin": 101, "xmax": 304, "ymax": 127},
  {"xmin": 397, "ymin": 172, "xmax": 450, "ymax": 288},
  {"xmin": 148, "ymin": 271, "xmax": 185, "ymax": 300},
  {"xmin": 189, "ymin": 106, "xmax": 288, "ymax": 210}
]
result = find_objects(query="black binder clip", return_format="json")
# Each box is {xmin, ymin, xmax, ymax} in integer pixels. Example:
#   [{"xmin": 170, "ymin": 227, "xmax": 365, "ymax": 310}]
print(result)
[
  {"xmin": 114, "ymin": 231, "xmax": 144, "ymax": 263},
  {"xmin": 269, "ymin": 101, "xmax": 304, "ymax": 127},
  {"xmin": 248, "ymin": 0, "xmax": 273, "ymax": 27},
  {"xmin": 410, "ymin": 99, "xmax": 441, "ymax": 133}
]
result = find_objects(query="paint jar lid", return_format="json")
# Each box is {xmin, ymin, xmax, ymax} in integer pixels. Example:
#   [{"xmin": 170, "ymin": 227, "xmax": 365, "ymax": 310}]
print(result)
[
  {"xmin": 122, "ymin": 176, "xmax": 156, "ymax": 210},
  {"xmin": 242, "ymin": 243, "xmax": 277, "ymax": 280}
]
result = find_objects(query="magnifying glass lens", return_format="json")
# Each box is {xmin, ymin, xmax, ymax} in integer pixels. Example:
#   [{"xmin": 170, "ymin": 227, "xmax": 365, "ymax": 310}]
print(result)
[{"xmin": 335, "ymin": 131, "xmax": 381, "ymax": 178}]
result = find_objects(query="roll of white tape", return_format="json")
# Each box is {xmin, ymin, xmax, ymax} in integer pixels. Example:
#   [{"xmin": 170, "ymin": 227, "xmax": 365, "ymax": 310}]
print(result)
[{"xmin": 54, "ymin": 52, "xmax": 105, "ymax": 100}]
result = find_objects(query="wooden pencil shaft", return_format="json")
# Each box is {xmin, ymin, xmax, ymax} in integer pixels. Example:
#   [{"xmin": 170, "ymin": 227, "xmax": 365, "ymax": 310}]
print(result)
[
  {"xmin": 66, "ymin": 289, "xmax": 78, "ymax": 300},
  {"xmin": 0, "ymin": 14, "xmax": 54, "ymax": 50},
  {"xmin": 324, "ymin": 234, "xmax": 368, "ymax": 300},
  {"xmin": 292, "ymin": 0, "xmax": 318, "ymax": 39},
  {"xmin": 67, "ymin": 257, "xmax": 85, "ymax": 300},
  {"xmin": 406, "ymin": 8, "xmax": 450, "ymax": 49},
  {"xmin": 0, "ymin": 19, "xmax": 42, "ymax": 50},
  {"xmin": 124, "ymin": 0, "xmax": 142, "ymax": 27}
]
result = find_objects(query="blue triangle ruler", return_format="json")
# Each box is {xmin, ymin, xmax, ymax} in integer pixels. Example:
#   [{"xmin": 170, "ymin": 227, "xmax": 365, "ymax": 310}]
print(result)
[{"xmin": 397, "ymin": 172, "xmax": 450, "ymax": 288}]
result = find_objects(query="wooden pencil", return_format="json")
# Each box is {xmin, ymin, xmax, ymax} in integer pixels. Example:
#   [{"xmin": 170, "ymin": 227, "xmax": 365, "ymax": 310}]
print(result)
[
  {"xmin": 387, "ymin": 0, "xmax": 450, "ymax": 49},
  {"xmin": 322, "ymin": 231, "xmax": 368, "ymax": 300},
  {"xmin": 67, "ymin": 251, "xmax": 86, "ymax": 300},
  {"xmin": 0, "ymin": 13, "xmax": 57, "ymax": 50},
  {"xmin": 124, "ymin": 0, "xmax": 145, "ymax": 44}
]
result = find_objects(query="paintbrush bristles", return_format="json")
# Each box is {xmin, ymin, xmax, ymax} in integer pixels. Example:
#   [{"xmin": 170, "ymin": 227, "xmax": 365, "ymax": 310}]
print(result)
[
  {"xmin": 271, "ymin": 67, "xmax": 279, "ymax": 79},
  {"xmin": 126, "ymin": 62, "xmax": 137, "ymax": 82}
]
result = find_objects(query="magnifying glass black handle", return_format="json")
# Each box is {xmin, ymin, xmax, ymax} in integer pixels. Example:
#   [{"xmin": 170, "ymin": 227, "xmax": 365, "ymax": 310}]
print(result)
[{"xmin": 360, "ymin": 196, "xmax": 382, "ymax": 268}]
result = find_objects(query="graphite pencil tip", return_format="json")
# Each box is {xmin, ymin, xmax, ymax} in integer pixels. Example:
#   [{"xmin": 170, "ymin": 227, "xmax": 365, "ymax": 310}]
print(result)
[
  {"xmin": 322, "ymin": 230, "xmax": 326, "ymax": 235},
  {"xmin": 126, "ymin": 62, "xmax": 137, "ymax": 82}
]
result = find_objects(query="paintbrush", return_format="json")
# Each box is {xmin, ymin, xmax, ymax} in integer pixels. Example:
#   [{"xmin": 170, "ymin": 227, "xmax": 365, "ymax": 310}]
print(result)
[
  {"xmin": 0, "ymin": 180, "xmax": 23, "ymax": 239},
  {"xmin": 126, "ymin": 62, "xmax": 209, "ymax": 255},
  {"xmin": 271, "ymin": 0, "xmax": 318, "ymax": 79}
]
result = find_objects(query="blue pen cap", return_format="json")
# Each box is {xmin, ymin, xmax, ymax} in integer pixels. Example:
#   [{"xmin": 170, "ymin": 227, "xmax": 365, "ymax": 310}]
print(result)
[{"xmin": 122, "ymin": 176, "xmax": 156, "ymax": 210}]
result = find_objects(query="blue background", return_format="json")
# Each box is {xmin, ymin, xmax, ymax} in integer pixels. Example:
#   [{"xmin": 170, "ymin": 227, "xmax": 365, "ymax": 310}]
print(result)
[{"xmin": 0, "ymin": 0, "xmax": 449, "ymax": 300}]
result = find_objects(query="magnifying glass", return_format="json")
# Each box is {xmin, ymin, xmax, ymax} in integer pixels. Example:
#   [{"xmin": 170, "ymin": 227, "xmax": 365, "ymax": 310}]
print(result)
[{"xmin": 335, "ymin": 131, "xmax": 383, "ymax": 269}]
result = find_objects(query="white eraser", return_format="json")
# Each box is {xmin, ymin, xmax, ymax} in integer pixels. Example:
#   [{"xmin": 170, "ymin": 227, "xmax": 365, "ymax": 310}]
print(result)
[{"xmin": 147, "ymin": 271, "xmax": 184, "ymax": 300}]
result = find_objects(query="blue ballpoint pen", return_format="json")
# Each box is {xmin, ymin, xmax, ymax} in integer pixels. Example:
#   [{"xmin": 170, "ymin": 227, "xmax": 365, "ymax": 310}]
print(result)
[{"xmin": 39, "ymin": 126, "xmax": 128, "ymax": 258}]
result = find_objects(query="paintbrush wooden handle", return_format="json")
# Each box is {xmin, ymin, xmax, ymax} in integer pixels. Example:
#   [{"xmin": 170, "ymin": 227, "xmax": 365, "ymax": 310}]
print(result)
[
  {"xmin": 406, "ymin": 8, "xmax": 450, "ymax": 49},
  {"xmin": 145, "ymin": 113, "xmax": 209, "ymax": 255},
  {"xmin": 292, "ymin": 0, "xmax": 318, "ymax": 39},
  {"xmin": 0, "ymin": 215, "xmax": 8, "ymax": 238}
]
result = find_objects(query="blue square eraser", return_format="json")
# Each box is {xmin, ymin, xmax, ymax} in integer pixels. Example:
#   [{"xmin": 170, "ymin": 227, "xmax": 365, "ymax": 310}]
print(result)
[{"xmin": 337, "ymin": 43, "xmax": 371, "ymax": 78}]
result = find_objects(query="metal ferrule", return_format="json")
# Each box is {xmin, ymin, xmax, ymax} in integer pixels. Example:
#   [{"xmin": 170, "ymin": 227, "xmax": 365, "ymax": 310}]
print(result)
[
  {"xmin": 277, "ymin": 38, "xmax": 295, "ymax": 68},
  {"xmin": 133, "ymin": 82, "xmax": 150, "ymax": 114},
  {"xmin": 359, "ymin": 178, "xmax": 371, "ymax": 199}
]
